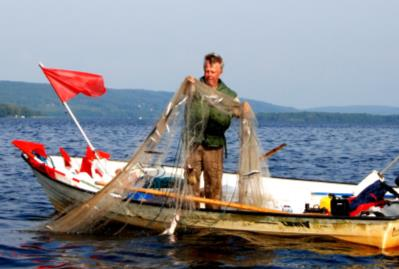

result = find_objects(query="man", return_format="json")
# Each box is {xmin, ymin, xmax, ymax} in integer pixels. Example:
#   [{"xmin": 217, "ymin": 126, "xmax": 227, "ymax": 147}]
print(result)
[{"xmin": 185, "ymin": 52, "xmax": 240, "ymax": 209}]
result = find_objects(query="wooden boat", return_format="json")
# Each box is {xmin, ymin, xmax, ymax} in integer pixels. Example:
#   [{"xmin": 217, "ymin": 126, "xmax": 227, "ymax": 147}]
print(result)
[{"xmin": 13, "ymin": 139, "xmax": 399, "ymax": 250}]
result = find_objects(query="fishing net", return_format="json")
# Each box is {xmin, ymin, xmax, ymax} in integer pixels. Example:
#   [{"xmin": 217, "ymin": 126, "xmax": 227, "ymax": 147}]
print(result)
[
  {"xmin": 239, "ymin": 103, "xmax": 271, "ymax": 206},
  {"xmin": 46, "ymin": 78, "xmax": 273, "ymax": 234}
]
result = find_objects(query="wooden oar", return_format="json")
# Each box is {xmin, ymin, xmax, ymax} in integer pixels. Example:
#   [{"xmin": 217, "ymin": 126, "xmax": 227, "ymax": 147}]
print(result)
[
  {"xmin": 259, "ymin": 143, "xmax": 287, "ymax": 160},
  {"xmin": 138, "ymin": 187, "xmax": 285, "ymax": 214},
  {"xmin": 96, "ymin": 181, "xmax": 287, "ymax": 214},
  {"xmin": 95, "ymin": 181, "xmax": 327, "ymax": 216}
]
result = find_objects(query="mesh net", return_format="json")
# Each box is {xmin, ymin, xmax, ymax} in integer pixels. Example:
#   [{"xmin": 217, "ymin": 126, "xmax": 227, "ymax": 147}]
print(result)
[
  {"xmin": 46, "ymin": 78, "xmax": 273, "ymax": 234},
  {"xmin": 239, "ymin": 103, "xmax": 270, "ymax": 206}
]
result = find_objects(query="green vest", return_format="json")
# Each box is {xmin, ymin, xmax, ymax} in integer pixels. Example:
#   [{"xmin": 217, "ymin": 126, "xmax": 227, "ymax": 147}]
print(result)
[{"xmin": 187, "ymin": 77, "xmax": 237, "ymax": 148}]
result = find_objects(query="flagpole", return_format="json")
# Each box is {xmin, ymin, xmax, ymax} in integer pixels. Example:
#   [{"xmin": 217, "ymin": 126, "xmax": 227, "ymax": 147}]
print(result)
[
  {"xmin": 62, "ymin": 102, "xmax": 108, "ymax": 175},
  {"xmin": 62, "ymin": 101, "xmax": 96, "ymax": 151}
]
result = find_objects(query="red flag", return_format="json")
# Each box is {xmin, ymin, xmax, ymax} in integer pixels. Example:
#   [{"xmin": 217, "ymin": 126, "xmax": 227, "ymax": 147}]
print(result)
[
  {"xmin": 12, "ymin": 140, "xmax": 47, "ymax": 159},
  {"xmin": 79, "ymin": 147, "xmax": 110, "ymax": 177},
  {"xmin": 96, "ymin": 150, "xmax": 111, "ymax": 160},
  {"xmin": 59, "ymin": 147, "xmax": 72, "ymax": 168},
  {"xmin": 80, "ymin": 146, "xmax": 95, "ymax": 177},
  {"xmin": 40, "ymin": 65, "xmax": 106, "ymax": 102}
]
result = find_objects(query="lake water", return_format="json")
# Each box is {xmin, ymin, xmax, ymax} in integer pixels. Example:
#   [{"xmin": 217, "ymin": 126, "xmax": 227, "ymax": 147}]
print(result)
[{"xmin": 2, "ymin": 117, "xmax": 399, "ymax": 268}]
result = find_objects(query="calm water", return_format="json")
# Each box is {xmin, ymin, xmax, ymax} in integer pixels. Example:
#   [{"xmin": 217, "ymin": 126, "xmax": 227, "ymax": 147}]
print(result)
[{"xmin": 2, "ymin": 117, "xmax": 399, "ymax": 268}]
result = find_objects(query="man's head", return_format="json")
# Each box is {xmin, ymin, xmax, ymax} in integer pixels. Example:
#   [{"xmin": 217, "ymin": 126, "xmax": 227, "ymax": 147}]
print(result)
[{"xmin": 203, "ymin": 53, "xmax": 224, "ymax": 89}]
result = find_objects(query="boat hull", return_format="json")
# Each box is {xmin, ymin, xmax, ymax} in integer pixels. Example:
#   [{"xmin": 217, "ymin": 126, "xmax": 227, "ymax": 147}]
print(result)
[{"xmin": 32, "ymin": 167, "xmax": 399, "ymax": 249}]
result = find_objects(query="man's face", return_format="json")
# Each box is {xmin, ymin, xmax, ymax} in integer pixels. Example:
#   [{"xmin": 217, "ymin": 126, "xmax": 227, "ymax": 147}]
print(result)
[{"xmin": 204, "ymin": 60, "xmax": 223, "ymax": 89}]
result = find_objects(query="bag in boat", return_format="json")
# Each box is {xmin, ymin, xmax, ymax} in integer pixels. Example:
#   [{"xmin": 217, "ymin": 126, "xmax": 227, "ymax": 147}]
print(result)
[{"xmin": 330, "ymin": 195, "xmax": 350, "ymax": 216}]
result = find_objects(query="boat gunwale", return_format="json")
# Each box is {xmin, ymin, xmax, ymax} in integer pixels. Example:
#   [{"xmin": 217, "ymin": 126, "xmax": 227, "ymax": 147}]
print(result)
[{"xmin": 77, "ymin": 156, "xmax": 359, "ymax": 186}]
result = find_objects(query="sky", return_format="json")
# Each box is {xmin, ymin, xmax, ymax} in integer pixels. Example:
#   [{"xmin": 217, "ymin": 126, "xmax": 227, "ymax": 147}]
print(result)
[{"xmin": 1, "ymin": 0, "xmax": 398, "ymax": 109}]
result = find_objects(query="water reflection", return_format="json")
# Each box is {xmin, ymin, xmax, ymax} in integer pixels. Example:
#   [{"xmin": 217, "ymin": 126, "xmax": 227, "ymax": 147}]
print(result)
[{"xmin": 16, "ymin": 227, "xmax": 399, "ymax": 268}]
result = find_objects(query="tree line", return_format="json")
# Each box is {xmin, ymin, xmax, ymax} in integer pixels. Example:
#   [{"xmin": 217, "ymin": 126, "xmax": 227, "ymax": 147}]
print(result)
[
  {"xmin": 257, "ymin": 112, "xmax": 399, "ymax": 126},
  {"xmin": 0, "ymin": 103, "xmax": 40, "ymax": 117}
]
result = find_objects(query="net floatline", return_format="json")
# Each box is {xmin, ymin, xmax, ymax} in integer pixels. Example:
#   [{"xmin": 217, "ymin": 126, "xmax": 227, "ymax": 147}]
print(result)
[{"xmin": 46, "ymin": 78, "xmax": 272, "ymax": 234}]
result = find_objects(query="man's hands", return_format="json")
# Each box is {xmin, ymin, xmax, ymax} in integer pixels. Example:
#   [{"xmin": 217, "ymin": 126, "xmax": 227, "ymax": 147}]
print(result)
[
  {"xmin": 184, "ymin": 76, "xmax": 197, "ymax": 96},
  {"xmin": 186, "ymin": 75, "xmax": 196, "ymax": 84},
  {"xmin": 232, "ymin": 101, "xmax": 251, "ymax": 118},
  {"xmin": 241, "ymin": 102, "xmax": 251, "ymax": 117},
  {"xmin": 185, "ymin": 75, "xmax": 252, "ymax": 119}
]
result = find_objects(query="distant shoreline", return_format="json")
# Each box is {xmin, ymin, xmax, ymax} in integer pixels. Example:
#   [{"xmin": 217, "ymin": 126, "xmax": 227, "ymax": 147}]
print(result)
[
  {"xmin": 257, "ymin": 112, "xmax": 399, "ymax": 126},
  {"xmin": 3, "ymin": 109, "xmax": 399, "ymax": 127},
  {"xmin": 0, "ymin": 103, "xmax": 41, "ymax": 118},
  {"xmin": 2, "ymin": 80, "xmax": 399, "ymax": 125}
]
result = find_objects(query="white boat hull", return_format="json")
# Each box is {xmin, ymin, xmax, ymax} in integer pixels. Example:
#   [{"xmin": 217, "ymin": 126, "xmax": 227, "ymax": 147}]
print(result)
[{"xmin": 30, "ymin": 160, "xmax": 399, "ymax": 250}]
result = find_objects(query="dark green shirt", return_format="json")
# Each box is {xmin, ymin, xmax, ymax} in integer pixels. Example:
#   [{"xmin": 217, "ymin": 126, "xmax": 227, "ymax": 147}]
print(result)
[{"xmin": 187, "ymin": 77, "xmax": 237, "ymax": 148}]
